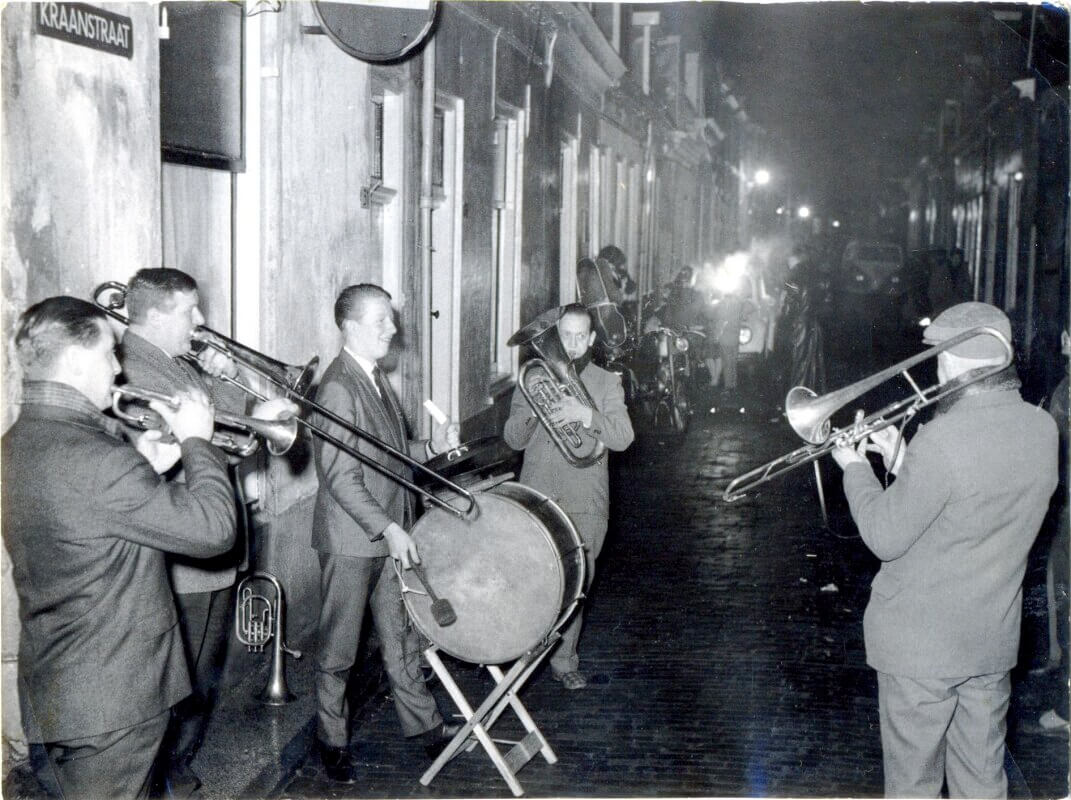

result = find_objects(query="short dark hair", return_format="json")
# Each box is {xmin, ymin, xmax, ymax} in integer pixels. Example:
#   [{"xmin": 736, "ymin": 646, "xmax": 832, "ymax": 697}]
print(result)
[
  {"xmin": 126, "ymin": 268, "xmax": 198, "ymax": 323},
  {"xmin": 558, "ymin": 302, "xmax": 593, "ymax": 331},
  {"xmin": 334, "ymin": 284, "xmax": 392, "ymax": 329},
  {"xmin": 15, "ymin": 296, "xmax": 108, "ymax": 372},
  {"xmin": 597, "ymin": 245, "xmax": 626, "ymax": 269}
]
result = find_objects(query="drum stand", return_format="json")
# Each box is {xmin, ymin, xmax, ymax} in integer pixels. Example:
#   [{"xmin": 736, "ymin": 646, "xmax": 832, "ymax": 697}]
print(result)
[{"xmin": 420, "ymin": 634, "xmax": 561, "ymax": 797}]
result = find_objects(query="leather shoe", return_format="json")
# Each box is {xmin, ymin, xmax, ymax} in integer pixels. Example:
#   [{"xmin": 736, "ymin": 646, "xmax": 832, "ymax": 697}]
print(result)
[
  {"xmin": 423, "ymin": 722, "xmax": 462, "ymax": 759},
  {"xmin": 317, "ymin": 741, "xmax": 358, "ymax": 784}
]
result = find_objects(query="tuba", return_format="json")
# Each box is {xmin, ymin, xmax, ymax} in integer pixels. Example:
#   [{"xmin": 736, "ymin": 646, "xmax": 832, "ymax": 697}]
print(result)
[
  {"xmin": 576, "ymin": 257, "xmax": 629, "ymax": 354},
  {"xmin": 508, "ymin": 308, "xmax": 605, "ymax": 468},
  {"xmin": 235, "ymin": 572, "xmax": 302, "ymax": 705}
]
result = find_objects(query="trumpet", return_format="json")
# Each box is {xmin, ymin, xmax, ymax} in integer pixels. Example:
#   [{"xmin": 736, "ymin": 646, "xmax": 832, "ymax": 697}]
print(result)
[
  {"xmin": 723, "ymin": 326, "xmax": 1013, "ymax": 502},
  {"xmin": 111, "ymin": 385, "xmax": 298, "ymax": 457},
  {"xmin": 235, "ymin": 572, "xmax": 301, "ymax": 705},
  {"xmin": 508, "ymin": 307, "xmax": 605, "ymax": 468},
  {"xmin": 93, "ymin": 282, "xmax": 479, "ymax": 518}
]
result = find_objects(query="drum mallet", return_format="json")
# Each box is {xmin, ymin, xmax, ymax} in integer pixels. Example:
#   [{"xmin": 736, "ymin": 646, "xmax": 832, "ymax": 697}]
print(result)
[{"xmin": 409, "ymin": 561, "xmax": 457, "ymax": 627}]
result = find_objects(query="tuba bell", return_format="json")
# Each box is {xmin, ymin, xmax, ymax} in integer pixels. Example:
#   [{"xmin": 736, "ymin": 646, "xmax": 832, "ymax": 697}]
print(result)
[
  {"xmin": 507, "ymin": 307, "xmax": 606, "ymax": 468},
  {"xmin": 235, "ymin": 572, "xmax": 302, "ymax": 705}
]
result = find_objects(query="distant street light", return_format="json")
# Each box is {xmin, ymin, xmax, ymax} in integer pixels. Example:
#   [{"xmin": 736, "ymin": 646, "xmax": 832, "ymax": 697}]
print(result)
[
  {"xmin": 831, "ymin": 219, "xmax": 841, "ymax": 228},
  {"xmin": 797, "ymin": 205, "xmax": 811, "ymax": 219},
  {"xmin": 754, "ymin": 169, "xmax": 771, "ymax": 186}
]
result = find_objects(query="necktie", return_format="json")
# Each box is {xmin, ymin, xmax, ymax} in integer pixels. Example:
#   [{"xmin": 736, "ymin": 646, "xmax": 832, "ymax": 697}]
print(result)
[{"xmin": 372, "ymin": 365, "xmax": 406, "ymax": 448}]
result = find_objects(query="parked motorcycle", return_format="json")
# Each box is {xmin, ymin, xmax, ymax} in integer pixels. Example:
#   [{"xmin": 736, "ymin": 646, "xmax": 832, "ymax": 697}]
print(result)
[{"xmin": 628, "ymin": 326, "xmax": 693, "ymax": 435}]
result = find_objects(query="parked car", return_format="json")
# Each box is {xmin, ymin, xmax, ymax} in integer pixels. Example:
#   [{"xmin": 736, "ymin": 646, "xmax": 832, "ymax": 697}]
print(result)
[
  {"xmin": 736, "ymin": 271, "xmax": 779, "ymax": 363},
  {"xmin": 839, "ymin": 240, "xmax": 906, "ymax": 296}
]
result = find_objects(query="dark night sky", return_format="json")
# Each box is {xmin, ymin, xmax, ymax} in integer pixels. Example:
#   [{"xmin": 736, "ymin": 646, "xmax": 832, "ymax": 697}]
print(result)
[{"xmin": 691, "ymin": 2, "xmax": 1065, "ymax": 223}]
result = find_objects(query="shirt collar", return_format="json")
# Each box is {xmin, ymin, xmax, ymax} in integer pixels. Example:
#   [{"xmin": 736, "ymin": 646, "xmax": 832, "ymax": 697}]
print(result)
[{"xmin": 343, "ymin": 347, "xmax": 381, "ymax": 392}]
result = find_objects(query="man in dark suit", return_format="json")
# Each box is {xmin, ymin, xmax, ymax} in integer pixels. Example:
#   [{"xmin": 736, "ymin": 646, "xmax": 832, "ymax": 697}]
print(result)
[
  {"xmin": 118, "ymin": 268, "xmax": 295, "ymax": 796},
  {"xmin": 311, "ymin": 283, "xmax": 461, "ymax": 783},
  {"xmin": 2, "ymin": 296, "xmax": 236, "ymax": 799},
  {"xmin": 832, "ymin": 302, "xmax": 1058, "ymax": 797},
  {"xmin": 503, "ymin": 303, "xmax": 634, "ymax": 690}
]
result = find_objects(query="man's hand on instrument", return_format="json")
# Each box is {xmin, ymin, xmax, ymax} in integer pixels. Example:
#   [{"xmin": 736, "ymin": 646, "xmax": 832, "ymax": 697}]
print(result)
[
  {"xmin": 134, "ymin": 429, "xmax": 182, "ymax": 474},
  {"xmin": 831, "ymin": 439, "xmax": 869, "ymax": 471},
  {"xmin": 865, "ymin": 426, "xmax": 906, "ymax": 475},
  {"xmin": 252, "ymin": 397, "xmax": 300, "ymax": 421},
  {"xmin": 550, "ymin": 395, "xmax": 593, "ymax": 428},
  {"xmin": 384, "ymin": 523, "xmax": 420, "ymax": 569},
  {"xmin": 430, "ymin": 420, "xmax": 460, "ymax": 456},
  {"xmin": 154, "ymin": 389, "xmax": 215, "ymax": 443},
  {"xmin": 831, "ymin": 410, "xmax": 870, "ymax": 471},
  {"xmin": 196, "ymin": 348, "xmax": 240, "ymax": 380}
]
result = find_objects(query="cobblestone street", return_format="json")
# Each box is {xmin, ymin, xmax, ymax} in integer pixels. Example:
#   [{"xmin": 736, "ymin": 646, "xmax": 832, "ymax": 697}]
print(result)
[{"xmin": 266, "ymin": 388, "xmax": 1069, "ymax": 798}]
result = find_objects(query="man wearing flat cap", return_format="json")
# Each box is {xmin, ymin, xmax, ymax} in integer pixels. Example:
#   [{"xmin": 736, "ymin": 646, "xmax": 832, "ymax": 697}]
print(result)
[{"xmin": 831, "ymin": 301, "xmax": 1058, "ymax": 798}]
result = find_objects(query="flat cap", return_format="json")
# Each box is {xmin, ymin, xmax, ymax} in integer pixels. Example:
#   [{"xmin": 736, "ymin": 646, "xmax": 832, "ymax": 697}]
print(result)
[{"xmin": 922, "ymin": 301, "xmax": 1012, "ymax": 359}]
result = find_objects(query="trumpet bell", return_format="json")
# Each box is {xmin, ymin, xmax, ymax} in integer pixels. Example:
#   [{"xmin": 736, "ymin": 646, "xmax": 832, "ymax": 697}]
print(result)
[{"xmin": 785, "ymin": 386, "xmax": 831, "ymax": 445}]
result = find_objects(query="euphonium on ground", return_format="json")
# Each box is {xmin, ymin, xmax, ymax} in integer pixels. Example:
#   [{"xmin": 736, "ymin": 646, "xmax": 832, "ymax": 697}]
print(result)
[
  {"xmin": 507, "ymin": 307, "xmax": 605, "ymax": 468},
  {"xmin": 723, "ymin": 325, "xmax": 1012, "ymax": 502},
  {"xmin": 111, "ymin": 385, "xmax": 298, "ymax": 457},
  {"xmin": 235, "ymin": 572, "xmax": 302, "ymax": 705}
]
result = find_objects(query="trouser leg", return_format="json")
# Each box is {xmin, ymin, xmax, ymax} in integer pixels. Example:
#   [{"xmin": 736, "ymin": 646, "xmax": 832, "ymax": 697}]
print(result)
[
  {"xmin": 876, "ymin": 671, "xmax": 957, "ymax": 798},
  {"xmin": 165, "ymin": 588, "xmax": 232, "ymax": 767},
  {"xmin": 550, "ymin": 513, "xmax": 607, "ymax": 676},
  {"xmin": 944, "ymin": 672, "xmax": 1010, "ymax": 799},
  {"xmin": 315, "ymin": 553, "xmax": 375, "ymax": 748},
  {"xmin": 370, "ymin": 559, "xmax": 441, "ymax": 737},
  {"xmin": 46, "ymin": 709, "xmax": 169, "ymax": 800}
]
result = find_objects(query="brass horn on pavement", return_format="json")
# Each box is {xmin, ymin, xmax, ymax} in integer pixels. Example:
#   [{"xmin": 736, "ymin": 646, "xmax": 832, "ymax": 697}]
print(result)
[
  {"xmin": 723, "ymin": 326, "xmax": 1013, "ymax": 502},
  {"xmin": 235, "ymin": 572, "xmax": 302, "ymax": 705}
]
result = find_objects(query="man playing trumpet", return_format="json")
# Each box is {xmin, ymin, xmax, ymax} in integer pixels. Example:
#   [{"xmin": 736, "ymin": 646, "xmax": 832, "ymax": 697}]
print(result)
[
  {"xmin": 504, "ymin": 303, "xmax": 634, "ymax": 690},
  {"xmin": 118, "ymin": 267, "xmax": 296, "ymax": 795},
  {"xmin": 831, "ymin": 302, "xmax": 1058, "ymax": 798},
  {"xmin": 2, "ymin": 296, "xmax": 237, "ymax": 799}
]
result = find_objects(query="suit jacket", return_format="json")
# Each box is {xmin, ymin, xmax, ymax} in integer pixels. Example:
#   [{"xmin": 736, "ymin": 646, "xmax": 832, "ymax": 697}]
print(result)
[
  {"xmin": 1, "ymin": 383, "xmax": 236, "ymax": 742},
  {"xmin": 843, "ymin": 387, "xmax": 1058, "ymax": 678},
  {"xmin": 311, "ymin": 350, "xmax": 428, "ymax": 557},
  {"xmin": 119, "ymin": 330, "xmax": 247, "ymax": 594},
  {"xmin": 503, "ymin": 361, "xmax": 634, "ymax": 519}
]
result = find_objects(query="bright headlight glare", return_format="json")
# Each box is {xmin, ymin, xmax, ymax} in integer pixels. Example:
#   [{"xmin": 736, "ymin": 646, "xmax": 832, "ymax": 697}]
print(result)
[
  {"xmin": 739, "ymin": 326, "xmax": 753, "ymax": 345},
  {"xmin": 675, "ymin": 336, "xmax": 689, "ymax": 353}
]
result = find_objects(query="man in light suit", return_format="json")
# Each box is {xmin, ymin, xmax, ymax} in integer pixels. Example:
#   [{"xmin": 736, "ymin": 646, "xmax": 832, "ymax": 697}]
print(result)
[
  {"xmin": 2, "ymin": 296, "xmax": 236, "ymax": 799},
  {"xmin": 504, "ymin": 303, "xmax": 634, "ymax": 690},
  {"xmin": 311, "ymin": 284, "xmax": 460, "ymax": 783},
  {"xmin": 832, "ymin": 302, "xmax": 1058, "ymax": 798}
]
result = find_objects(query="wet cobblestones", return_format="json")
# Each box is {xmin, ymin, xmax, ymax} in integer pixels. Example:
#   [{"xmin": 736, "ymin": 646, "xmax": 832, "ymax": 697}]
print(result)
[{"xmin": 272, "ymin": 399, "xmax": 1068, "ymax": 798}]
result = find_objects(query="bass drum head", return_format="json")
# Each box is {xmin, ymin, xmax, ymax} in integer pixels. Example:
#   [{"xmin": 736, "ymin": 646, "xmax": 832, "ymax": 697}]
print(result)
[{"xmin": 406, "ymin": 482, "xmax": 582, "ymax": 664}]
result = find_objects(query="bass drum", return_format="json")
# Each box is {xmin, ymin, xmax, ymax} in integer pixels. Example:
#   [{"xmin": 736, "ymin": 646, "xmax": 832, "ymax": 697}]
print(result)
[{"xmin": 405, "ymin": 480, "xmax": 585, "ymax": 665}]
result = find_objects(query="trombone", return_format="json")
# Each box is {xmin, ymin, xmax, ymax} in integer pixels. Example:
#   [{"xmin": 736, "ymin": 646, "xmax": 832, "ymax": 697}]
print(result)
[
  {"xmin": 94, "ymin": 282, "xmax": 479, "ymax": 519},
  {"xmin": 723, "ymin": 326, "xmax": 1013, "ymax": 503},
  {"xmin": 112, "ymin": 385, "xmax": 299, "ymax": 457}
]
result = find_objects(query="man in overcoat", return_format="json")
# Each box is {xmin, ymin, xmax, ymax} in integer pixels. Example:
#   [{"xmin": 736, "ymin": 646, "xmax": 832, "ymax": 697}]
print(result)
[
  {"xmin": 118, "ymin": 267, "xmax": 293, "ymax": 795},
  {"xmin": 504, "ymin": 303, "xmax": 634, "ymax": 689},
  {"xmin": 832, "ymin": 302, "xmax": 1058, "ymax": 797},
  {"xmin": 310, "ymin": 283, "xmax": 460, "ymax": 782},
  {"xmin": 2, "ymin": 296, "xmax": 236, "ymax": 799}
]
